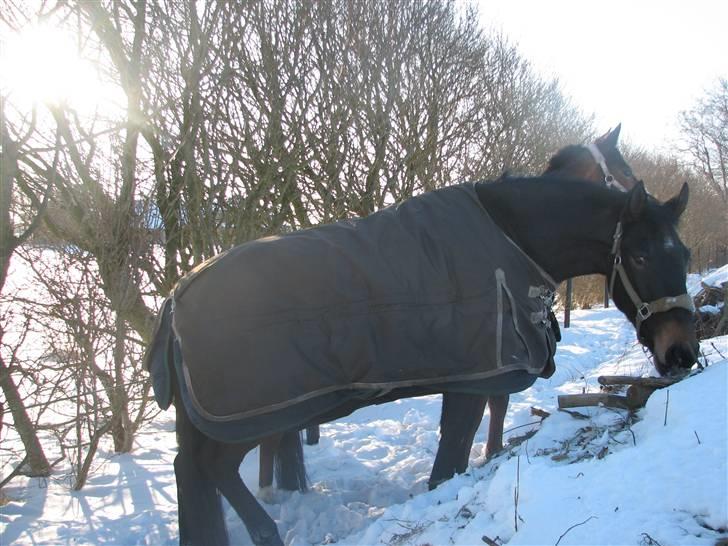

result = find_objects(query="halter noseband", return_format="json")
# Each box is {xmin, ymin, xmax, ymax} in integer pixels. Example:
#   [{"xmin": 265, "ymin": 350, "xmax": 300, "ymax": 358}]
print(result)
[
  {"xmin": 608, "ymin": 222, "xmax": 695, "ymax": 338},
  {"xmin": 587, "ymin": 142, "xmax": 628, "ymax": 192}
]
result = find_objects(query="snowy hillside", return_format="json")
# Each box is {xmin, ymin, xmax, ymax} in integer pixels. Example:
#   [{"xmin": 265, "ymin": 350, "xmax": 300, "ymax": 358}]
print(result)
[{"xmin": 1, "ymin": 274, "xmax": 727, "ymax": 545}]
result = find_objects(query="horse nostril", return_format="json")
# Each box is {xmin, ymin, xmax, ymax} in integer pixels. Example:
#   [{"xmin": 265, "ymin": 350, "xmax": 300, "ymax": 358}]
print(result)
[{"xmin": 666, "ymin": 343, "xmax": 697, "ymax": 371}]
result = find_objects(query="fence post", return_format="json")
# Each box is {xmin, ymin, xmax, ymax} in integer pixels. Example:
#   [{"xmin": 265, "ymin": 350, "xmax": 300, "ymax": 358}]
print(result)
[{"xmin": 564, "ymin": 278, "xmax": 572, "ymax": 328}]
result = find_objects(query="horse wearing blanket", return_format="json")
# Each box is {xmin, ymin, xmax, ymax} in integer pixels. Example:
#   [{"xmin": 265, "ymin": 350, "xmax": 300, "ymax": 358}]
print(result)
[{"xmin": 146, "ymin": 174, "xmax": 697, "ymax": 545}]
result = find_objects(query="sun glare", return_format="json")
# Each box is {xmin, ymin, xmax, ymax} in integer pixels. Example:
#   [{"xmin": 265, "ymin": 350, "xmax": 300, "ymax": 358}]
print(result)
[{"xmin": 1, "ymin": 23, "xmax": 122, "ymax": 117}]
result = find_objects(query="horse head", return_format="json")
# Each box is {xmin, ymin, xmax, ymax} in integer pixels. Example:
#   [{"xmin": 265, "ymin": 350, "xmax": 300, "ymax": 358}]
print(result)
[
  {"xmin": 608, "ymin": 181, "xmax": 699, "ymax": 376},
  {"xmin": 546, "ymin": 124, "xmax": 639, "ymax": 191}
]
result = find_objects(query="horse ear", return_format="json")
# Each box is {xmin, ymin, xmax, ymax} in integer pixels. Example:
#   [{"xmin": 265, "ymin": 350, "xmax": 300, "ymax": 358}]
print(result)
[
  {"xmin": 623, "ymin": 180, "xmax": 647, "ymax": 222},
  {"xmin": 597, "ymin": 123, "xmax": 622, "ymax": 148},
  {"xmin": 665, "ymin": 182, "xmax": 689, "ymax": 221}
]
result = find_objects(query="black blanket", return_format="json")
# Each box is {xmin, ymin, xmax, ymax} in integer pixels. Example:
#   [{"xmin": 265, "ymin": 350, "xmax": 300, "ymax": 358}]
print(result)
[{"xmin": 151, "ymin": 183, "xmax": 558, "ymax": 441}]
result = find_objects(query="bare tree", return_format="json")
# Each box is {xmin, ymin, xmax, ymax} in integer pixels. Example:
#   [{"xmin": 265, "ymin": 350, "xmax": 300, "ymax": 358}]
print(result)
[
  {"xmin": 0, "ymin": 97, "xmax": 56, "ymax": 478},
  {"xmin": 679, "ymin": 78, "xmax": 728, "ymax": 204},
  {"xmin": 1, "ymin": 0, "xmax": 598, "ymax": 488}
]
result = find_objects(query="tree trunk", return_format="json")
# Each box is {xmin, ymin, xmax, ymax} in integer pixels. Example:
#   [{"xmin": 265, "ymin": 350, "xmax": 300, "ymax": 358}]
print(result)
[
  {"xmin": 0, "ymin": 356, "xmax": 50, "ymax": 477},
  {"xmin": 0, "ymin": 107, "xmax": 50, "ymax": 478}
]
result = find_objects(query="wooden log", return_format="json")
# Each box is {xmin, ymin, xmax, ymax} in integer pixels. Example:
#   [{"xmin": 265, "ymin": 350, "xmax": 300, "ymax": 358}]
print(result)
[
  {"xmin": 557, "ymin": 393, "xmax": 637, "ymax": 411},
  {"xmin": 597, "ymin": 375, "xmax": 681, "ymax": 389},
  {"xmin": 626, "ymin": 384, "xmax": 654, "ymax": 407}
]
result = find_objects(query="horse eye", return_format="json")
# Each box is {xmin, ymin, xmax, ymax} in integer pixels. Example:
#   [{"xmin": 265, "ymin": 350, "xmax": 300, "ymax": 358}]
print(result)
[{"xmin": 632, "ymin": 255, "xmax": 648, "ymax": 267}]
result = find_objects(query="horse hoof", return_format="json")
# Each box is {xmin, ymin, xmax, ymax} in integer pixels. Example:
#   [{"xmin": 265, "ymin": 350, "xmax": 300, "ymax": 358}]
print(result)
[
  {"xmin": 251, "ymin": 529, "xmax": 283, "ymax": 546},
  {"xmin": 257, "ymin": 486, "xmax": 277, "ymax": 504}
]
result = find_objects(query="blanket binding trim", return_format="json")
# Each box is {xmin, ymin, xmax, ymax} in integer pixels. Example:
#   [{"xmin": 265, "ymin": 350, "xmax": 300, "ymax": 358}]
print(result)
[{"xmin": 179, "ymin": 345, "xmax": 548, "ymax": 423}]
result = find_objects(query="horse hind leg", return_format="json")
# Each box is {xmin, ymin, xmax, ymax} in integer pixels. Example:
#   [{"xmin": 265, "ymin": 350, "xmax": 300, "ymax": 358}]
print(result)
[
  {"xmin": 485, "ymin": 394, "xmax": 509, "ymax": 458},
  {"xmin": 203, "ymin": 440, "xmax": 283, "ymax": 546},
  {"xmin": 305, "ymin": 425, "xmax": 320, "ymax": 445},
  {"xmin": 174, "ymin": 449, "xmax": 228, "ymax": 546},
  {"xmin": 429, "ymin": 392, "xmax": 487, "ymax": 490},
  {"xmin": 174, "ymin": 404, "xmax": 229, "ymax": 546}
]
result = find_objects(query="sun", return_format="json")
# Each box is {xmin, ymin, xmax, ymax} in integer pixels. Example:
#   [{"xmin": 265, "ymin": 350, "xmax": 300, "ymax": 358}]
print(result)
[{"xmin": 0, "ymin": 22, "xmax": 123, "ymax": 117}]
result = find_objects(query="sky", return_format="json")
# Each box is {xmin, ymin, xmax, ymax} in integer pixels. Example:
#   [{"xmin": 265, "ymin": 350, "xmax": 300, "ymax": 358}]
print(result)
[
  {"xmin": 474, "ymin": 0, "xmax": 728, "ymax": 151},
  {"xmin": 2, "ymin": 1, "xmax": 725, "ymax": 152}
]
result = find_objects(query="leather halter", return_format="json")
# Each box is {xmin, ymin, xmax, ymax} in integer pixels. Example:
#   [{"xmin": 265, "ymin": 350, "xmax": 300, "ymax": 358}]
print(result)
[
  {"xmin": 608, "ymin": 222, "xmax": 695, "ymax": 338},
  {"xmin": 587, "ymin": 142, "xmax": 628, "ymax": 192}
]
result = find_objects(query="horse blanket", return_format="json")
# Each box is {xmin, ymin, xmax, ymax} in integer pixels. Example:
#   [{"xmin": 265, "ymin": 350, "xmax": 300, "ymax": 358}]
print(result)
[{"xmin": 146, "ymin": 183, "xmax": 559, "ymax": 442}]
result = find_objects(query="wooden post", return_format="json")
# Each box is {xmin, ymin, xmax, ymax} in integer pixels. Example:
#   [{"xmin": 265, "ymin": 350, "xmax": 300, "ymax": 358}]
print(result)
[
  {"xmin": 564, "ymin": 278, "xmax": 572, "ymax": 328},
  {"xmin": 695, "ymin": 245, "xmax": 701, "ymax": 273},
  {"xmin": 604, "ymin": 278, "xmax": 609, "ymax": 308}
]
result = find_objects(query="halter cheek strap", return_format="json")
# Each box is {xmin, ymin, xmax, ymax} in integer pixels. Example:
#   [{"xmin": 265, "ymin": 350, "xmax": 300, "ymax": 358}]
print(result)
[
  {"xmin": 587, "ymin": 142, "xmax": 628, "ymax": 192},
  {"xmin": 608, "ymin": 222, "xmax": 695, "ymax": 337}
]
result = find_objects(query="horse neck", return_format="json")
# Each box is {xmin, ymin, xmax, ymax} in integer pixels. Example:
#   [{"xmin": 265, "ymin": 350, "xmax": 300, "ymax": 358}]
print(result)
[{"xmin": 475, "ymin": 179, "xmax": 623, "ymax": 284}]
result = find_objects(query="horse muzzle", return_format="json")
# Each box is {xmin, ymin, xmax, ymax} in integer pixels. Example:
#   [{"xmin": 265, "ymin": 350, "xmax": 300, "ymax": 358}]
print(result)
[{"xmin": 652, "ymin": 317, "xmax": 700, "ymax": 376}]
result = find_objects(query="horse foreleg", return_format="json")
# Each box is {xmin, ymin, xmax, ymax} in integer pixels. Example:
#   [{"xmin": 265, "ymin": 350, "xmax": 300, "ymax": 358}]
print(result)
[
  {"xmin": 428, "ymin": 392, "xmax": 487, "ymax": 490},
  {"xmin": 485, "ymin": 394, "xmax": 509, "ymax": 458},
  {"xmin": 258, "ymin": 434, "xmax": 282, "ymax": 491},
  {"xmin": 274, "ymin": 430, "xmax": 307, "ymax": 492},
  {"xmin": 204, "ymin": 441, "xmax": 283, "ymax": 546}
]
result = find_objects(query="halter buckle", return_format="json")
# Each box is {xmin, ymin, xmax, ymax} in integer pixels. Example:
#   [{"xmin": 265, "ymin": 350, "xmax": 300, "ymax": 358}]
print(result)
[{"xmin": 637, "ymin": 303, "xmax": 652, "ymax": 320}]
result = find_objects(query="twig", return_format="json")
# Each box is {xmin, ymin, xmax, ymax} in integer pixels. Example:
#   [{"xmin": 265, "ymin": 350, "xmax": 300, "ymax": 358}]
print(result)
[
  {"xmin": 663, "ymin": 389, "xmax": 670, "ymax": 427},
  {"xmin": 639, "ymin": 532, "xmax": 663, "ymax": 546},
  {"xmin": 530, "ymin": 407, "xmax": 551, "ymax": 419},
  {"xmin": 558, "ymin": 408, "xmax": 590, "ymax": 420},
  {"xmin": 711, "ymin": 341, "xmax": 726, "ymax": 361},
  {"xmin": 503, "ymin": 420, "xmax": 543, "ymax": 435},
  {"xmin": 694, "ymin": 430, "xmax": 701, "ymax": 445},
  {"xmin": 514, "ymin": 455, "xmax": 520, "ymax": 532},
  {"xmin": 0, "ymin": 454, "xmax": 29, "ymax": 489},
  {"xmin": 554, "ymin": 516, "xmax": 598, "ymax": 545},
  {"xmin": 481, "ymin": 536, "xmax": 501, "ymax": 546}
]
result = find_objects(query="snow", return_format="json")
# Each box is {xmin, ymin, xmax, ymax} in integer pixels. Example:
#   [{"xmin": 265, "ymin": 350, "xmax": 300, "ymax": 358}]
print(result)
[
  {"xmin": 689, "ymin": 263, "xmax": 728, "ymax": 296},
  {"xmin": 2, "ymin": 280, "xmax": 727, "ymax": 545}
]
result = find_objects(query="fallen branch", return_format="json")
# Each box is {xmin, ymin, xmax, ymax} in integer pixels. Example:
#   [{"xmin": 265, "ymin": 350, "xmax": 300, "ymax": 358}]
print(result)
[
  {"xmin": 558, "ymin": 393, "xmax": 635, "ymax": 411},
  {"xmin": 597, "ymin": 376, "xmax": 681, "ymax": 388},
  {"xmin": 560, "ymin": 374, "xmax": 689, "ymax": 412},
  {"xmin": 639, "ymin": 532, "xmax": 663, "ymax": 546},
  {"xmin": 554, "ymin": 515, "xmax": 598, "ymax": 546}
]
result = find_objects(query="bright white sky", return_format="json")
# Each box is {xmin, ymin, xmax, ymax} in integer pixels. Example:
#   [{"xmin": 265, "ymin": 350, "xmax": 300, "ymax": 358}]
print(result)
[{"xmin": 475, "ymin": 0, "xmax": 728, "ymax": 151}]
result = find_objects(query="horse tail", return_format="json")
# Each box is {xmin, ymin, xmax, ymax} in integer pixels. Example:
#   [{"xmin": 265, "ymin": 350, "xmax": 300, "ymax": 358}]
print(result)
[
  {"xmin": 274, "ymin": 430, "xmax": 308, "ymax": 492},
  {"xmin": 143, "ymin": 297, "xmax": 175, "ymax": 410}
]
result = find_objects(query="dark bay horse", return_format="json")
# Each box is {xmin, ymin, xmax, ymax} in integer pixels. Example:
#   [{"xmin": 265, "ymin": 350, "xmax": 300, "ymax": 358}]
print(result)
[
  {"xmin": 262, "ymin": 125, "xmax": 642, "ymax": 493},
  {"xmin": 431, "ymin": 124, "xmax": 642, "ymax": 486},
  {"xmin": 147, "ymin": 173, "xmax": 697, "ymax": 545}
]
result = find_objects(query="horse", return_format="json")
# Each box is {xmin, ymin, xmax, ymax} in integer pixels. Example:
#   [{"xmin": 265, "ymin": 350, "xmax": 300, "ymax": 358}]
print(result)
[
  {"xmin": 430, "ymin": 124, "xmax": 643, "ymax": 486},
  {"xmin": 145, "ymin": 170, "xmax": 697, "ymax": 545},
  {"xmin": 262, "ymin": 125, "xmax": 643, "ymax": 494}
]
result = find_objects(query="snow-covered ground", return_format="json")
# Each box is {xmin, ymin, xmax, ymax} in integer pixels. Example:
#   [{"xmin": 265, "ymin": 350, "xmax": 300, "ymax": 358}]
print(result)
[{"xmin": 2, "ymin": 271, "xmax": 727, "ymax": 545}]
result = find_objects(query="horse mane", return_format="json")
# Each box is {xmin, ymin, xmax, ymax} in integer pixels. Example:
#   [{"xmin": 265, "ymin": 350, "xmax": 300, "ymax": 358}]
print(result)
[{"xmin": 543, "ymin": 145, "xmax": 588, "ymax": 174}]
